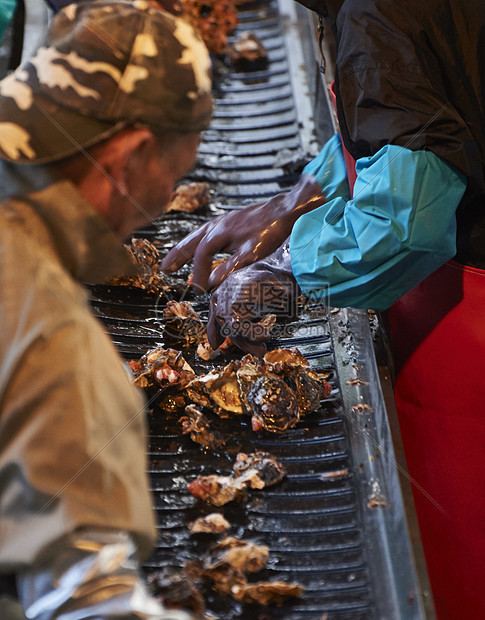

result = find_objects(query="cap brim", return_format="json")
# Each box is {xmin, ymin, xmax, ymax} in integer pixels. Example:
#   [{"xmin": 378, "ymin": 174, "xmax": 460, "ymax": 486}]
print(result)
[{"xmin": 0, "ymin": 91, "xmax": 126, "ymax": 165}]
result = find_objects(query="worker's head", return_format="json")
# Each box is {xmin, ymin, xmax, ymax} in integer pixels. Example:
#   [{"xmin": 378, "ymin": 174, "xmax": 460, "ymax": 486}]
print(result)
[{"xmin": 0, "ymin": 0, "xmax": 213, "ymax": 237}]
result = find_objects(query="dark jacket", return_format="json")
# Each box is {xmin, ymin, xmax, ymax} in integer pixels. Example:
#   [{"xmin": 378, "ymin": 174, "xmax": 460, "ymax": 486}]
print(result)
[{"xmin": 331, "ymin": 0, "xmax": 485, "ymax": 267}]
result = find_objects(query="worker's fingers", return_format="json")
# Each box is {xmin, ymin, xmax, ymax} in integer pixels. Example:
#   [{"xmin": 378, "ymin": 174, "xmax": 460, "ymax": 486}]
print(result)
[
  {"xmin": 161, "ymin": 221, "xmax": 212, "ymax": 273},
  {"xmin": 190, "ymin": 229, "xmax": 235, "ymax": 291},
  {"xmin": 206, "ymin": 314, "xmax": 226, "ymax": 350},
  {"xmin": 207, "ymin": 246, "xmax": 257, "ymax": 290}
]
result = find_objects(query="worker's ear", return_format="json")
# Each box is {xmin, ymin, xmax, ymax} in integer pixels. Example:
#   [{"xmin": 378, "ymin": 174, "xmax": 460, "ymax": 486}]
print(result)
[{"xmin": 107, "ymin": 127, "xmax": 155, "ymax": 194}]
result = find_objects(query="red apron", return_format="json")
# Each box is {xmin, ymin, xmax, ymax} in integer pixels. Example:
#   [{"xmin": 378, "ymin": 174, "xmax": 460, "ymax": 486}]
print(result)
[
  {"xmin": 330, "ymin": 80, "xmax": 485, "ymax": 616},
  {"xmin": 390, "ymin": 262, "xmax": 485, "ymax": 619}
]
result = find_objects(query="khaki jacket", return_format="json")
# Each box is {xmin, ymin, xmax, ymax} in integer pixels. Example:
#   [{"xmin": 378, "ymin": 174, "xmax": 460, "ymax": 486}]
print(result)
[{"xmin": 0, "ymin": 161, "xmax": 156, "ymax": 569}]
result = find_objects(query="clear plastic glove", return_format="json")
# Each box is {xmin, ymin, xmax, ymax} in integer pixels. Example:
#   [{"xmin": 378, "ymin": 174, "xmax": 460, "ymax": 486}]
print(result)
[
  {"xmin": 161, "ymin": 174, "xmax": 326, "ymax": 292},
  {"xmin": 17, "ymin": 528, "xmax": 193, "ymax": 620},
  {"xmin": 207, "ymin": 239, "xmax": 297, "ymax": 356}
]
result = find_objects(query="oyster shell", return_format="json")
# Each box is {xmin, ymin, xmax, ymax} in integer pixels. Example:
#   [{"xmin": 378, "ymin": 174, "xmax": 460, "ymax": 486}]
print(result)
[
  {"xmin": 167, "ymin": 181, "xmax": 210, "ymax": 213},
  {"xmin": 294, "ymin": 369, "xmax": 331, "ymax": 414},
  {"xmin": 184, "ymin": 361, "xmax": 243, "ymax": 416},
  {"xmin": 129, "ymin": 237, "xmax": 159, "ymax": 266},
  {"xmin": 163, "ymin": 300, "xmax": 206, "ymax": 346},
  {"xmin": 187, "ymin": 451, "xmax": 285, "ymax": 506},
  {"xmin": 129, "ymin": 346, "xmax": 195, "ymax": 391},
  {"xmin": 232, "ymin": 451, "xmax": 286, "ymax": 489},
  {"xmin": 179, "ymin": 404, "xmax": 226, "ymax": 450},
  {"xmin": 245, "ymin": 375, "xmax": 300, "ymax": 433},
  {"xmin": 109, "ymin": 238, "xmax": 182, "ymax": 294},
  {"xmin": 231, "ymin": 581, "xmax": 305, "ymax": 605},
  {"xmin": 188, "ymin": 512, "xmax": 231, "ymax": 534},
  {"xmin": 204, "ymin": 536, "xmax": 269, "ymax": 574},
  {"xmin": 146, "ymin": 567, "xmax": 205, "ymax": 617},
  {"xmin": 228, "ymin": 31, "xmax": 269, "ymax": 72},
  {"xmin": 186, "ymin": 473, "xmax": 247, "ymax": 506}
]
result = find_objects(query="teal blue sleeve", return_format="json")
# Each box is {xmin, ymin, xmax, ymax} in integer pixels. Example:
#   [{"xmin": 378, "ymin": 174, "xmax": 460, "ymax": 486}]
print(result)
[
  {"xmin": 290, "ymin": 145, "xmax": 467, "ymax": 310},
  {"xmin": 302, "ymin": 133, "xmax": 351, "ymax": 202},
  {"xmin": 0, "ymin": 0, "xmax": 16, "ymax": 42}
]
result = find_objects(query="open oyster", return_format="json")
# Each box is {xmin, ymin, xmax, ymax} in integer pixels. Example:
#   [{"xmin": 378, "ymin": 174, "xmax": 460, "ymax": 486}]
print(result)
[
  {"xmin": 184, "ymin": 535, "xmax": 304, "ymax": 605},
  {"xmin": 186, "ymin": 472, "xmax": 247, "ymax": 507},
  {"xmin": 263, "ymin": 347, "xmax": 310, "ymax": 372},
  {"xmin": 183, "ymin": 347, "xmax": 332, "ymax": 433},
  {"xmin": 128, "ymin": 346, "xmax": 195, "ymax": 391},
  {"xmin": 163, "ymin": 300, "xmax": 206, "ymax": 346},
  {"xmin": 184, "ymin": 360, "xmax": 244, "ymax": 416},
  {"xmin": 186, "ymin": 537, "xmax": 269, "ymax": 597}
]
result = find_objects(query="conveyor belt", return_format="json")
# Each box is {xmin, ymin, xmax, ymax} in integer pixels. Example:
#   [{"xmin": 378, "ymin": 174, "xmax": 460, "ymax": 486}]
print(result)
[{"xmin": 88, "ymin": 1, "xmax": 426, "ymax": 617}]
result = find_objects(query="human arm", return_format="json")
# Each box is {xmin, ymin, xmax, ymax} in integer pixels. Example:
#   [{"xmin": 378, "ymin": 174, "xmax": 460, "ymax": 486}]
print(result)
[
  {"xmin": 0, "ymin": 225, "xmax": 165, "ymax": 614},
  {"xmin": 0, "ymin": 312, "xmax": 188, "ymax": 618},
  {"xmin": 161, "ymin": 133, "xmax": 349, "ymax": 291},
  {"xmin": 17, "ymin": 529, "xmax": 192, "ymax": 620},
  {"xmin": 290, "ymin": 145, "xmax": 467, "ymax": 309},
  {"xmin": 206, "ymin": 145, "xmax": 466, "ymax": 353}
]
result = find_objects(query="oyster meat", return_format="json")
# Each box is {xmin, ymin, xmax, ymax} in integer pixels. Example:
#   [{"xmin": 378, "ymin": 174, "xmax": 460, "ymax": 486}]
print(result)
[{"xmin": 184, "ymin": 360, "xmax": 244, "ymax": 417}]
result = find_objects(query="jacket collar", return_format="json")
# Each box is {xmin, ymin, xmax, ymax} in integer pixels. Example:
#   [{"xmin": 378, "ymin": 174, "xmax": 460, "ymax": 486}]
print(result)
[{"xmin": 0, "ymin": 159, "xmax": 137, "ymax": 284}]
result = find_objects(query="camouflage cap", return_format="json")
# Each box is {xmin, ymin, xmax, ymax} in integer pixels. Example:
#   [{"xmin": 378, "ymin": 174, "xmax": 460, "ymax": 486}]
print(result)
[{"xmin": 0, "ymin": 0, "xmax": 213, "ymax": 164}]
